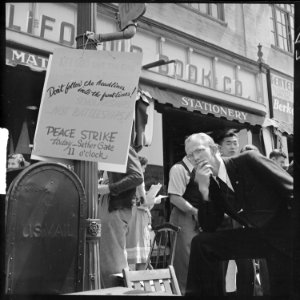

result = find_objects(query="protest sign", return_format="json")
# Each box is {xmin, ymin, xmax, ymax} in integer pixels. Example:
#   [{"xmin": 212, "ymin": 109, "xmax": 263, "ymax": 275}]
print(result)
[{"xmin": 32, "ymin": 48, "xmax": 143, "ymax": 172}]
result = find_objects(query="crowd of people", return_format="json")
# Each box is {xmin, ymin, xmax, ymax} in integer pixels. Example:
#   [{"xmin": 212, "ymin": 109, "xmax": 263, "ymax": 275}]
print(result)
[
  {"xmin": 95, "ymin": 128, "xmax": 293, "ymax": 297},
  {"xmin": 6, "ymin": 127, "xmax": 294, "ymax": 296}
]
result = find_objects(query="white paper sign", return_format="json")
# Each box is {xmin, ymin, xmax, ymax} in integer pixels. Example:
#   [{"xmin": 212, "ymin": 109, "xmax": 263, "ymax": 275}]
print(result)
[
  {"xmin": 32, "ymin": 48, "xmax": 143, "ymax": 172},
  {"xmin": 146, "ymin": 183, "xmax": 162, "ymax": 199}
]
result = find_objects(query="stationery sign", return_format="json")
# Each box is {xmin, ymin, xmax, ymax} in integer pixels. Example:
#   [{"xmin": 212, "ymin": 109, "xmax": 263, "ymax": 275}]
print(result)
[{"xmin": 32, "ymin": 48, "xmax": 143, "ymax": 172}]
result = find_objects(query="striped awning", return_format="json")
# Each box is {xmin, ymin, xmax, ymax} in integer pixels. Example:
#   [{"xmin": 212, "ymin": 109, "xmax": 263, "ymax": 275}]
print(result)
[{"xmin": 139, "ymin": 83, "xmax": 265, "ymax": 127}]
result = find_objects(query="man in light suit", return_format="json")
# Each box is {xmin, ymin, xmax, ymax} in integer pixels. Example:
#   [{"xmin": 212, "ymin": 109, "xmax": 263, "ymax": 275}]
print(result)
[{"xmin": 184, "ymin": 133, "xmax": 293, "ymax": 297}]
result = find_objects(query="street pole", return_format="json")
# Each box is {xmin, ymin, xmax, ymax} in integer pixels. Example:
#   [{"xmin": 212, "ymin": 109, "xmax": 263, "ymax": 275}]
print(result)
[{"xmin": 75, "ymin": 3, "xmax": 101, "ymax": 291}]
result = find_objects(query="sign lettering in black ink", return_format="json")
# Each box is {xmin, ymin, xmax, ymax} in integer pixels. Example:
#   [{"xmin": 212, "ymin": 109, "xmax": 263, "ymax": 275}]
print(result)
[
  {"xmin": 47, "ymin": 84, "xmax": 65, "ymax": 98},
  {"xmin": 77, "ymin": 87, "xmax": 101, "ymax": 98},
  {"xmin": 80, "ymin": 130, "xmax": 118, "ymax": 142},
  {"xmin": 65, "ymin": 80, "xmax": 82, "ymax": 94},
  {"xmin": 97, "ymin": 142, "xmax": 114, "ymax": 151},
  {"xmin": 74, "ymin": 139, "xmax": 97, "ymax": 149},
  {"xmin": 96, "ymin": 80, "xmax": 125, "ymax": 91},
  {"xmin": 45, "ymin": 79, "xmax": 133, "ymax": 101},
  {"xmin": 100, "ymin": 91, "xmax": 131, "ymax": 101},
  {"xmin": 50, "ymin": 138, "xmax": 73, "ymax": 150},
  {"xmin": 79, "ymin": 149, "xmax": 108, "ymax": 160},
  {"xmin": 46, "ymin": 128, "xmax": 117, "ymax": 158},
  {"xmin": 46, "ymin": 126, "xmax": 76, "ymax": 138},
  {"xmin": 84, "ymin": 80, "xmax": 94, "ymax": 86}
]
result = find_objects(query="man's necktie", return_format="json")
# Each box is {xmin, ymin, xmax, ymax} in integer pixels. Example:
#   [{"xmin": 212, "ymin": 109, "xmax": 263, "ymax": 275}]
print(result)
[
  {"xmin": 216, "ymin": 177, "xmax": 231, "ymax": 194},
  {"xmin": 215, "ymin": 177, "xmax": 248, "ymax": 227},
  {"xmin": 216, "ymin": 176, "xmax": 241, "ymax": 212}
]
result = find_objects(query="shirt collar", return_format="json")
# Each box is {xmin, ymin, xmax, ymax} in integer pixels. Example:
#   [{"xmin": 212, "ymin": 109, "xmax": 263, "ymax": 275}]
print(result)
[
  {"xmin": 217, "ymin": 158, "xmax": 234, "ymax": 191},
  {"xmin": 183, "ymin": 156, "xmax": 194, "ymax": 173},
  {"xmin": 217, "ymin": 159, "xmax": 227, "ymax": 183}
]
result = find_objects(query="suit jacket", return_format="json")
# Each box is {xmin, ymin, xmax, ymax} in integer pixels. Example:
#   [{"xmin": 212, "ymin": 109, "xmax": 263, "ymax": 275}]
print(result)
[
  {"xmin": 198, "ymin": 150, "xmax": 293, "ymax": 252},
  {"xmin": 108, "ymin": 146, "xmax": 144, "ymax": 212}
]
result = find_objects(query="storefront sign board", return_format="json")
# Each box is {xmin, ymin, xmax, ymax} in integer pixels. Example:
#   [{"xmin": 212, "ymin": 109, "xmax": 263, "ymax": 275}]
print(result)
[
  {"xmin": 32, "ymin": 48, "xmax": 143, "ymax": 172},
  {"xmin": 6, "ymin": 47, "xmax": 49, "ymax": 71},
  {"xmin": 270, "ymin": 73, "xmax": 293, "ymax": 134},
  {"xmin": 140, "ymin": 83, "xmax": 265, "ymax": 126},
  {"xmin": 6, "ymin": 3, "xmax": 263, "ymax": 104}
]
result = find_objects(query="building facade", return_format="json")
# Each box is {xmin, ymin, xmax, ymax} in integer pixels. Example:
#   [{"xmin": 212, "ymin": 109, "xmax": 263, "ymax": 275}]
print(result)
[{"xmin": 4, "ymin": 3, "xmax": 294, "ymax": 221}]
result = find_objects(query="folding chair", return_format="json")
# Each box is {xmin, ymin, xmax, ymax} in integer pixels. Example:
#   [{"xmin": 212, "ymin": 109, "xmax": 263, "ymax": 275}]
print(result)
[
  {"xmin": 145, "ymin": 222, "xmax": 181, "ymax": 270},
  {"xmin": 111, "ymin": 222, "xmax": 181, "ymax": 286},
  {"xmin": 122, "ymin": 265, "xmax": 181, "ymax": 295}
]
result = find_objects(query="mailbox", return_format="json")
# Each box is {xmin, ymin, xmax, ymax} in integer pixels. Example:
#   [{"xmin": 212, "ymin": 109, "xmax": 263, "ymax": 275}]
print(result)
[{"xmin": 5, "ymin": 162, "xmax": 87, "ymax": 294}]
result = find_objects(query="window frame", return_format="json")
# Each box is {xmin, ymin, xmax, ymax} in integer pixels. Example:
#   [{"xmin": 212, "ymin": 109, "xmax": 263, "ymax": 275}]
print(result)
[
  {"xmin": 271, "ymin": 4, "xmax": 294, "ymax": 53},
  {"xmin": 181, "ymin": 3, "xmax": 225, "ymax": 22}
]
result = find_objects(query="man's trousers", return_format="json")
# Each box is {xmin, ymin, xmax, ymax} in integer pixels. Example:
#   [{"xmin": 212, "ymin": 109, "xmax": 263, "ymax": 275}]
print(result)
[{"xmin": 185, "ymin": 227, "xmax": 291, "ymax": 296}]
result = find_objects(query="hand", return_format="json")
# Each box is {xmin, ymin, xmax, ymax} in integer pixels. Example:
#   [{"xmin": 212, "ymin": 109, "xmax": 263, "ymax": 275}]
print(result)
[
  {"xmin": 98, "ymin": 184, "xmax": 110, "ymax": 195},
  {"xmin": 154, "ymin": 196, "xmax": 162, "ymax": 204},
  {"xmin": 144, "ymin": 193, "xmax": 156, "ymax": 206},
  {"xmin": 194, "ymin": 161, "xmax": 212, "ymax": 201}
]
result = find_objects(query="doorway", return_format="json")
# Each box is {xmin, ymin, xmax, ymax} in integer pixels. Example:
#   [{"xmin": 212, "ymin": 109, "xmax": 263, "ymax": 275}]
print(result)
[{"xmin": 160, "ymin": 105, "xmax": 248, "ymax": 219}]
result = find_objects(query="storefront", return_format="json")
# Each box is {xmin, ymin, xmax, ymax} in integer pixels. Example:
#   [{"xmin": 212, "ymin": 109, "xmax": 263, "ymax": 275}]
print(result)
[
  {"xmin": 133, "ymin": 32, "xmax": 270, "ymax": 221},
  {"xmin": 4, "ymin": 46, "xmax": 48, "ymax": 160},
  {"xmin": 137, "ymin": 78, "xmax": 268, "ymax": 221},
  {"xmin": 5, "ymin": 2, "xmax": 282, "ymax": 224},
  {"xmin": 5, "ymin": 2, "xmax": 77, "ymax": 161},
  {"xmin": 269, "ymin": 71, "xmax": 294, "ymax": 164}
]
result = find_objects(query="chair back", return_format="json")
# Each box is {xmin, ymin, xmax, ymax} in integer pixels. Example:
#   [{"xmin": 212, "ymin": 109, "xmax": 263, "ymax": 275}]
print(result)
[
  {"xmin": 145, "ymin": 222, "xmax": 181, "ymax": 269},
  {"xmin": 122, "ymin": 265, "xmax": 181, "ymax": 295}
]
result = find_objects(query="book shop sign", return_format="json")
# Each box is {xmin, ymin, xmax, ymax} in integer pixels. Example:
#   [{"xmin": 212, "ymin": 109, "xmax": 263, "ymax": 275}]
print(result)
[{"xmin": 32, "ymin": 48, "xmax": 143, "ymax": 172}]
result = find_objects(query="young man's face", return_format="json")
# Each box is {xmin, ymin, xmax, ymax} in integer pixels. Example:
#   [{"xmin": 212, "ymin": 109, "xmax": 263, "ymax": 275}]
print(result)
[{"xmin": 219, "ymin": 136, "xmax": 239, "ymax": 157}]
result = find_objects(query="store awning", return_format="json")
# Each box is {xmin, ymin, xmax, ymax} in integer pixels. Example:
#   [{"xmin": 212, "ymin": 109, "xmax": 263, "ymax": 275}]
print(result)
[
  {"xmin": 262, "ymin": 118, "xmax": 293, "ymax": 135},
  {"xmin": 6, "ymin": 46, "xmax": 48, "ymax": 72},
  {"xmin": 139, "ymin": 83, "xmax": 265, "ymax": 127},
  {"xmin": 277, "ymin": 122, "xmax": 293, "ymax": 135}
]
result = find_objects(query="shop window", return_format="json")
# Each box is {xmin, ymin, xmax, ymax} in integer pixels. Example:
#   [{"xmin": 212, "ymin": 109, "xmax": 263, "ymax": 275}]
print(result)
[
  {"xmin": 182, "ymin": 3, "xmax": 225, "ymax": 21},
  {"xmin": 271, "ymin": 4, "xmax": 294, "ymax": 53}
]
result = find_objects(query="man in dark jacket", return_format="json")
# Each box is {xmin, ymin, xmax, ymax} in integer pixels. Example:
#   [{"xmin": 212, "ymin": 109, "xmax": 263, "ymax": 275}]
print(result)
[
  {"xmin": 184, "ymin": 133, "xmax": 293, "ymax": 297},
  {"xmin": 98, "ymin": 146, "xmax": 143, "ymax": 288}
]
